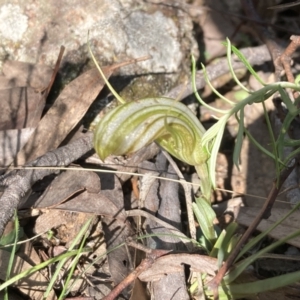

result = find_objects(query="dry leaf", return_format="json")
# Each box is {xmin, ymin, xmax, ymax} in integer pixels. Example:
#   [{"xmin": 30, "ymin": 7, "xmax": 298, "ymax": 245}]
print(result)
[
  {"xmin": 138, "ymin": 253, "xmax": 217, "ymax": 282},
  {"xmin": 15, "ymin": 66, "xmax": 113, "ymax": 165},
  {"xmin": 237, "ymin": 207, "xmax": 300, "ymax": 247},
  {"xmin": 22, "ymin": 171, "xmax": 126, "ymax": 219},
  {"xmin": 130, "ymin": 279, "xmax": 148, "ymax": 300},
  {"xmin": 56, "ymin": 191, "xmax": 126, "ymax": 219},
  {"xmin": 34, "ymin": 210, "xmax": 93, "ymax": 246},
  {"xmin": 0, "ymin": 61, "xmax": 53, "ymax": 166},
  {"xmin": 236, "ymin": 268, "xmax": 300, "ymax": 300},
  {"xmin": 0, "ymin": 87, "xmax": 46, "ymax": 130},
  {"xmin": 1, "ymin": 60, "xmax": 53, "ymax": 90},
  {"xmin": 20, "ymin": 169, "xmax": 101, "ymax": 209}
]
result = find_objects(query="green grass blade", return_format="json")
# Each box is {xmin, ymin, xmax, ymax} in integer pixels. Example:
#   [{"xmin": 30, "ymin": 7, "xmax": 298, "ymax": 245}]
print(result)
[
  {"xmin": 278, "ymin": 86, "xmax": 298, "ymax": 114},
  {"xmin": 209, "ymin": 230, "xmax": 225, "ymax": 260},
  {"xmin": 43, "ymin": 217, "xmax": 94, "ymax": 299},
  {"xmin": 194, "ymin": 163, "xmax": 211, "ymax": 202},
  {"xmin": 193, "ymin": 198, "xmax": 217, "ymax": 245},
  {"xmin": 210, "ymin": 222, "xmax": 238, "ymax": 267},
  {"xmin": 201, "ymin": 63, "xmax": 235, "ymax": 107},
  {"xmin": 225, "ymin": 227, "xmax": 300, "ymax": 284},
  {"xmin": 191, "ymin": 55, "xmax": 227, "ymax": 114},
  {"xmin": 227, "ymin": 270, "xmax": 300, "ymax": 297},
  {"xmin": 283, "ymin": 137, "xmax": 300, "ymax": 147},
  {"xmin": 202, "ymin": 114, "xmax": 228, "ymax": 148},
  {"xmin": 4, "ymin": 210, "xmax": 19, "ymax": 300},
  {"xmin": 225, "ymin": 38, "xmax": 250, "ymax": 93},
  {"xmin": 58, "ymin": 219, "xmax": 91, "ymax": 299},
  {"xmin": 276, "ymin": 112, "xmax": 299, "ymax": 163},
  {"xmin": 220, "ymin": 222, "xmax": 239, "ymax": 262},
  {"xmin": 283, "ymin": 147, "xmax": 300, "ymax": 166},
  {"xmin": 87, "ymin": 32, "xmax": 125, "ymax": 104},
  {"xmin": 0, "ymin": 249, "xmax": 90, "ymax": 292},
  {"xmin": 244, "ymin": 127, "xmax": 280, "ymax": 161},
  {"xmin": 233, "ymin": 110, "xmax": 244, "ymax": 169},
  {"xmin": 235, "ymin": 201, "xmax": 300, "ymax": 262},
  {"xmin": 224, "ymin": 40, "xmax": 266, "ymax": 86},
  {"xmin": 202, "ymin": 115, "xmax": 228, "ymax": 188},
  {"xmin": 262, "ymin": 100, "xmax": 281, "ymax": 178}
]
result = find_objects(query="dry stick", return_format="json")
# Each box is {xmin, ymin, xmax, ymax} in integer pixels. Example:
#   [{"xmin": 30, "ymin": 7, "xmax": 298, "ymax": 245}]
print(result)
[
  {"xmin": 280, "ymin": 35, "xmax": 300, "ymax": 100},
  {"xmin": 102, "ymin": 243, "xmax": 169, "ymax": 300},
  {"xmin": 44, "ymin": 45, "xmax": 65, "ymax": 97},
  {"xmin": 0, "ymin": 133, "xmax": 94, "ymax": 236},
  {"xmin": 108, "ymin": 55, "xmax": 151, "ymax": 72},
  {"xmin": 165, "ymin": 44, "xmax": 272, "ymax": 100},
  {"xmin": 207, "ymin": 160, "xmax": 296, "ymax": 294},
  {"xmin": 102, "ymin": 258, "xmax": 154, "ymax": 300},
  {"xmin": 280, "ymin": 36, "xmax": 300, "ymax": 84}
]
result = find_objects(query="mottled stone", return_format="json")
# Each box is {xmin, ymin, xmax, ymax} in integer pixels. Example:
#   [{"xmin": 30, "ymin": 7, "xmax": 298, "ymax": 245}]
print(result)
[
  {"xmin": 0, "ymin": 4, "xmax": 28, "ymax": 42},
  {"xmin": 0, "ymin": 0, "xmax": 197, "ymax": 79}
]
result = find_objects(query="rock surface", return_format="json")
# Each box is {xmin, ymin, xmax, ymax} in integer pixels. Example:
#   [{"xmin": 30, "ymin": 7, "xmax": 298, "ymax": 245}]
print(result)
[{"xmin": 0, "ymin": 0, "xmax": 197, "ymax": 79}]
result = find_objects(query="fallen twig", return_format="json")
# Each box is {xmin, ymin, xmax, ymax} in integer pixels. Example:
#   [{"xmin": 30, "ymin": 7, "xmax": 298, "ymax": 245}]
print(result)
[
  {"xmin": 102, "ymin": 244, "xmax": 169, "ymax": 300},
  {"xmin": 207, "ymin": 159, "xmax": 296, "ymax": 298},
  {"xmin": 166, "ymin": 44, "xmax": 273, "ymax": 100},
  {"xmin": 0, "ymin": 133, "xmax": 94, "ymax": 236}
]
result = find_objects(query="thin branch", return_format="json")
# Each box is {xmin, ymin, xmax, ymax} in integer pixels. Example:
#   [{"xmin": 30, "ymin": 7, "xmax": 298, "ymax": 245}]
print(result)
[
  {"xmin": 44, "ymin": 46, "xmax": 65, "ymax": 97},
  {"xmin": 0, "ymin": 133, "xmax": 94, "ymax": 236},
  {"xmin": 102, "ymin": 247, "xmax": 169, "ymax": 300},
  {"xmin": 165, "ymin": 45, "xmax": 273, "ymax": 100},
  {"xmin": 207, "ymin": 159, "xmax": 296, "ymax": 296}
]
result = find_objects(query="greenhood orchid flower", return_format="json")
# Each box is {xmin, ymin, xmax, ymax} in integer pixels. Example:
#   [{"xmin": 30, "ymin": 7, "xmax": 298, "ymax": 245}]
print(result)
[{"xmin": 93, "ymin": 97, "xmax": 212, "ymax": 201}]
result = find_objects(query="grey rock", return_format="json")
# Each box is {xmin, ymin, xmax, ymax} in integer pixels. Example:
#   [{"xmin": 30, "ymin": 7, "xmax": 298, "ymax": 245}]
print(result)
[{"xmin": 0, "ymin": 0, "xmax": 197, "ymax": 79}]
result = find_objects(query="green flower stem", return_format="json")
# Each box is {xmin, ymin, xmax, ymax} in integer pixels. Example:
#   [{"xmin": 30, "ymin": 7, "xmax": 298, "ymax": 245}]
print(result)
[{"xmin": 195, "ymin": 164, "xmax": 211, "ymax": 202}]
